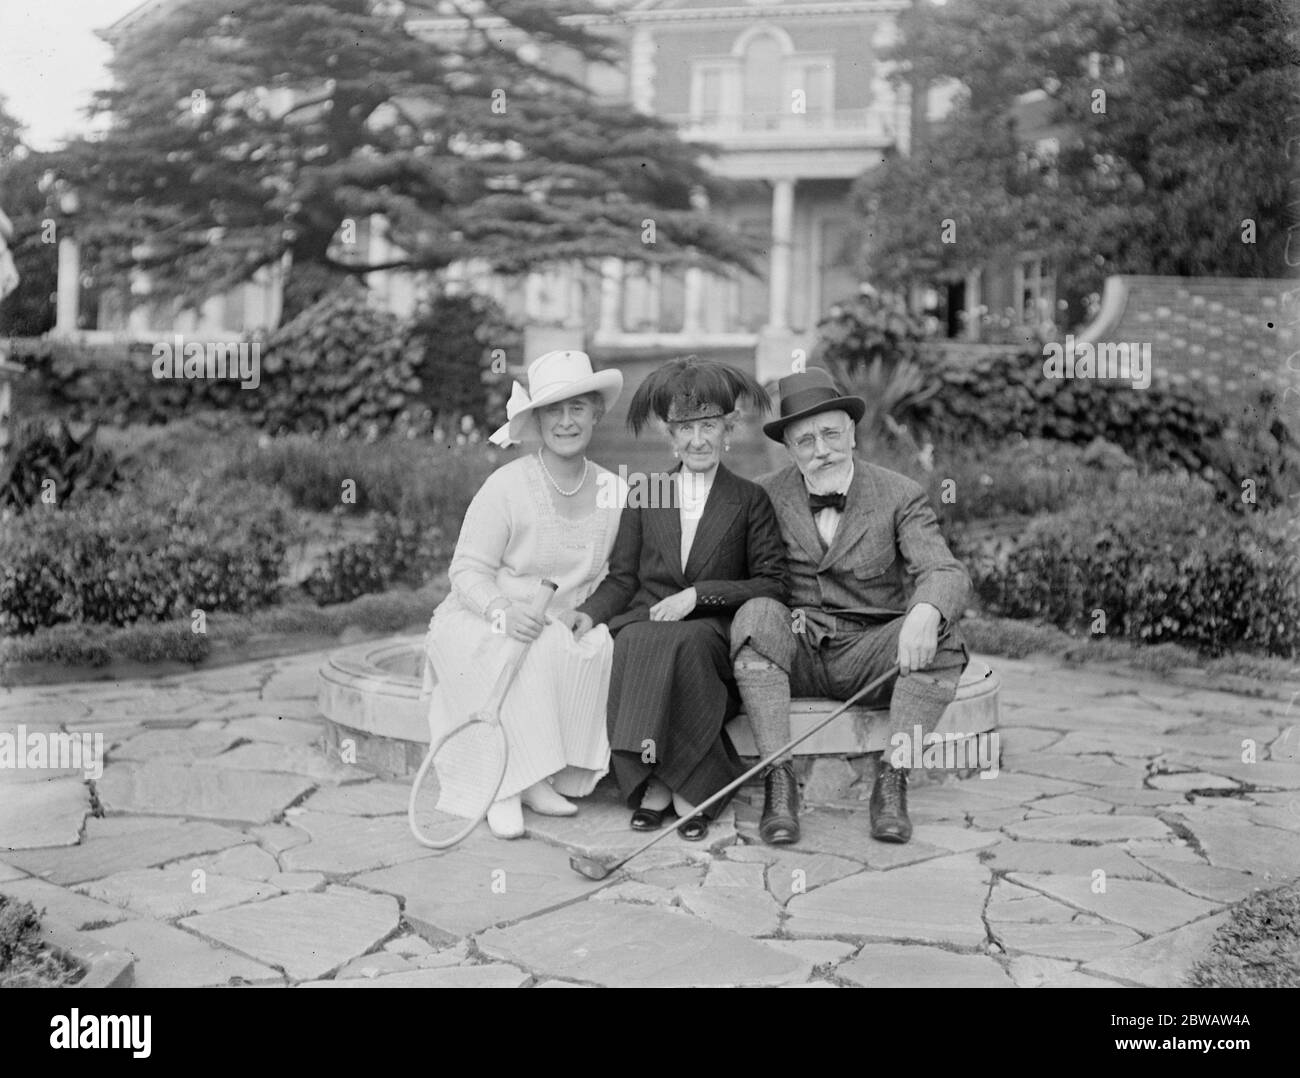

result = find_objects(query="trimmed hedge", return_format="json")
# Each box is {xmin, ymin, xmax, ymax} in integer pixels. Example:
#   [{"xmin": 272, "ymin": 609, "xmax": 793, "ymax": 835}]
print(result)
[
  {"xmin": 961, "ymin": 475, "xmax": 1300, "ymax": 658},
  {"xmin": 0, "ymin": 475, "xmax": 294, "ymax": 635}
]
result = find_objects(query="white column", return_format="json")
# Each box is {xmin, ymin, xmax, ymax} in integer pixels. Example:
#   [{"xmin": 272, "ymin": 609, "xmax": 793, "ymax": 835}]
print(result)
[
  {"xmin": 767, "ymin": 179, "xmax": 795, "ymax": 331},
  {"xmin": 55, "ymin": 237, "xmax": 80, "ymax": 335},
  {"xmin": 597, "ymin": 259, "xmax": 623, "ymax": 337},
  {"xmin": 965, "ymin": 269, "xmax": 982, "ymax": 341},
  {"xmin": 683, "ymin": 267, "xmax": 705, "ymax": 336}
]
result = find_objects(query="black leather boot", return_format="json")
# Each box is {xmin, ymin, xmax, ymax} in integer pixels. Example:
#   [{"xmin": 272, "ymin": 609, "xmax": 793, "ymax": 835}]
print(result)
[
  {"xmin": 760, "ymin": 760, "xmax": 800, "ymax": 845},
  {"xmin": 870, "ymin": 761, "xmax": 912, "ymax": 843}
]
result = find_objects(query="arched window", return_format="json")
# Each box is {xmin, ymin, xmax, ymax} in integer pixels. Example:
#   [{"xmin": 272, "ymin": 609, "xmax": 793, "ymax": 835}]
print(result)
[{"xmin": 743, "ymin": 32, "xmax": 784, "ymax": 128}]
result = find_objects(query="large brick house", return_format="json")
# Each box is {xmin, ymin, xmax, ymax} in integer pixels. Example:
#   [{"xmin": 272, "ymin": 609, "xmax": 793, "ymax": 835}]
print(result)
[{"xmin": 77, "ymin": 0, "xmax": 925, "ymax": 380}]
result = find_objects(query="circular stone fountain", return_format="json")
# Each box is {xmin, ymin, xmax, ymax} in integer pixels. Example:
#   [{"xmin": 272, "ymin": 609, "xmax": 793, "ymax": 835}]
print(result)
[{"xmin": 318, "ymin": 637, "xmax": 1002, "ymax": 781}]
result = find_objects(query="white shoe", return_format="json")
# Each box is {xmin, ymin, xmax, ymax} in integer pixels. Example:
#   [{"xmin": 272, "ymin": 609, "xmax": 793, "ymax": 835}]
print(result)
[
  {"xmin": 487, "ymin": 795, "xmax": 525, "ymax": 839},
  {"xmin": 521, "ymin": 780, "xmax": 578, "ymax": 817}
]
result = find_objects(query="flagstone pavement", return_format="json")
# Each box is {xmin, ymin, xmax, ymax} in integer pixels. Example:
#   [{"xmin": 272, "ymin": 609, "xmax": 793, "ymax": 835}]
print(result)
[{"xmin": 2, "ymin": 649, "xmax": 1297, "ymax": 988}]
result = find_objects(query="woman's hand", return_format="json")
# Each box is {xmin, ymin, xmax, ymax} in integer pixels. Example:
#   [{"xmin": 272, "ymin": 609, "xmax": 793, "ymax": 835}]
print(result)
[
  {"xmin": 551, "ymin": 609, "xmax": 595, "ymax": 640},
  {"xmin": 491, "ymin": 600, "xmax": 546, "ymax": 643},
  {"xmin": 649, "ymin": 587, "xmax": 697, "ymax": 622}
]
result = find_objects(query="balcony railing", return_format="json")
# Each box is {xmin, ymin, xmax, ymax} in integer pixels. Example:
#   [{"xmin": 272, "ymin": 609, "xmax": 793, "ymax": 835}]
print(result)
[{"xmin": 662, "ymin": 108, "xmax": 897, "ymax": 141}]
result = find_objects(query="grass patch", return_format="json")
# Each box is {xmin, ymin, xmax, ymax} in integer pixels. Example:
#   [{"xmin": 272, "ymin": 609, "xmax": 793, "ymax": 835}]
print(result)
[
  {"xmin": 0, "ymin": 896, "xmax": 82, "ymax": 988},
  {"xmin": 962, "ymin": 614, "xmax": 1298, "ymax": 685},
  {"xmin": 1188, "ymin": 883, "xmax": 1300, "ymax": 988},
  {"xmin": 0, "ymin": 579, "xmax": 448, "ymax": 675}
]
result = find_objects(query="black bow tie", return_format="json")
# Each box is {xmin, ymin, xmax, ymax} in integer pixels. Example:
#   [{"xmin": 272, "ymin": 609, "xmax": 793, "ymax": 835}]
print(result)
[{"xmin": 808, "ymin": 491, "xmax": 847, "ymax": 514}]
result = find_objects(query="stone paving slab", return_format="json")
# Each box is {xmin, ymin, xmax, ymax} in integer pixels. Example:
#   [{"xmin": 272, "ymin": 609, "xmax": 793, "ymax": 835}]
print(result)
[
  {"xmin": 196, "ymin": 743, "xmax": 358, "ymax": 784},
  {"xmin": 723, "ymin": 844, "xmax": 865, "ymax": 906},
  {"xmin": 1149, "ymin": 771, "xmax": 1240, "ymax": 792},
  {"xmin": 97, "ymin": 761, "xmax": 315, "ymax": 824},
  {"xmin": 1029, "ymin": 793, "xmax": 1120, "ymax": 816},
  {"xmin": 182, "ymin": 886, "xmax": 399, "ymax": 981},
  {"xmin": 0, "ymin": 699, "xmax": 93, "ymax": 724},
  {"xmin": 909, "ymin": 824, "xmax": 1004, "ymax": 853},
  {"xmin": 0, "ymin": 876, "xmax": 131, "ymax": 931},
  {"xmin": 168, "ymin": 845, "xmax": 281, "ymax": 881},
  {"xmin": 353, "ymin": 839, "xmax": 604, "ymax": 939},
  {"xmin": 0, "ymin": 859, "xmax": 26, "ymax": 882},
  {"xmin": 1125, "ymin": 855, "xmax": 1262, "ymax": 903},
  {"xmin": 991, "ymin": 920, "xmax": 1145, "ymax": 961},
  {"xmin": 761, "ymin": 938, "xmax": 859, "ymax": 967},
  {"xmin": 477, "ymin": 902, "xmax": 811, "ymax": 987},
  {"xmin": 590, "ymin": 880, "xmax": 678, "ymax": 906},
  {"xmin": 278, "ymin": 812, "xmax": 440, "ymax": 875},
  {"xmin": 0, "ymin": 777, "xmax": 90, "ymax": 850},
  {"xmin": 1007, "ymin": 873, "xmax": 1219, "ymax": 936},
  {"xmin": 986, "ymin": 880, "xmax": 1079, "ymax": 924},
  {"xmin": 1012, "ymin": 756, "xmax": 1147, "ymax": 788},
  {"xmin": 300, "ymin": 781, "xmax": 412, "ymax": 817},
  {"xmin": 674, "ymin": 883, "xmax": 782, "ymax": 936},
  {"xmin": 300, "ymin": 964, "xmax": 531, "ymax": 988},
  {"xmin": 250, "ymin": 823, "xmax": 311, "ymax": 854},
  {"xmin": 222, "ymin": 716, "xmax": 325, "ymax": 745},
  {"xmin": 95, "ymin": 918, "xmax": 283, "ymax": 987},
  {"xmin": 959, "ymin": 772, "xmax": 1087, "ymax": 804},
  {"xmin": 336, "ymin": 952, "xmax": 416, "ymax": 979},
  {"xmin": 78, "ymin": 868, "xmax": 281, "ymax": 920},
  {"xmin": 785, "ymin": 854, "xmax": 990, "ymax": 946},
  {"xmin": 1082, "ymin": 913, "xmax": 1233, "ymax": 988},
  {"xmin": 1165, "ymin": 757, "xmax": 1300, "ymax": 790},
  {"xmin": 980, "ymin": 840, "xmax": 1160, "ymax": 880},
  {"xmin": 112, "ymin": 726, "xmax": 242, "ymax": 762},
  {"xmin": 1164, "ymin": 808, "xmax": 1300, "ymax": 879},
  {"xmin": 838, "ymin": 944, "xmax": 1014, "ymax": 988},
  {"xmin": 1007, "ymin": 954, "xmax": 1087, "ymax": 988},
  {"xmin": 3, "ymin": 822, "xmax": 252, "ymax": 885},
  {"xmin": 1003, "ymin": 813, "xmax": 1173, "ymax": 844},
  {"xmin": 703, "ymin": 859, "xmax": 766, "ymax": 888},
  {"xmin": 270, "ymin": 872, "xmax": 325, "ymax": 892}
]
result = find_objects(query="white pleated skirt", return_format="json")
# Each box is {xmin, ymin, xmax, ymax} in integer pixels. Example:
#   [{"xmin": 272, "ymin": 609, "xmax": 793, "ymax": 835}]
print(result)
[{"xmin": 423, "ymin": 609, "xmax": 613, "ymax": 816}]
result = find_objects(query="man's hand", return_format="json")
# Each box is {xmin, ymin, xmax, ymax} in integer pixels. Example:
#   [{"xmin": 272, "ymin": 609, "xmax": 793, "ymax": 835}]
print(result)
[
  {"xmin": 897, "ymin": 602, "xmax": 942, "ymax": 676},
  {"xmin": 551, "ymin": 609, "xmax": 594, "ymax": 640},
  {"xmin": 649, "ymin": 587, "xmax": 697, "ymax": 622}
]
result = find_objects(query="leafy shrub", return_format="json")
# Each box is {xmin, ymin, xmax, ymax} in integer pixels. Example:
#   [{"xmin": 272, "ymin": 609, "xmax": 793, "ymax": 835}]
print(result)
[
  {"xmin": 0, "ymin": 417, "xmax": 123, "ymax": 514},
  {"xmin": 963, "ymin": 475, "xmax": 1300, "ymax": 658},
  {"xmin": 406, "ymin": 292, "xmax": 522, "ymax": 432},
  {"xmin": 303, "ymin": 513, "xmax": 446, "ymax": 606},
  {"xmin": 252, "ymin": 285, "xmax": 422, "ymax": 437},
  {"xmin": 220, "ymin": 432, "xmax": 496, "ymax": 525},
  {"xmin": 0, "ymin": 475, "xmax": 293, "ymax": 634},
  {"xmin": 913, "ymin": 350, "xmax": 1299, "ymax": 509}
]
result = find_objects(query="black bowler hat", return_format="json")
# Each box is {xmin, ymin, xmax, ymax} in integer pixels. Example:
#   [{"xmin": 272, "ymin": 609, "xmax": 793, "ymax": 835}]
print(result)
[{"xmin": 762, "ymin": 367, "xmax": 866, "ymax": 442}]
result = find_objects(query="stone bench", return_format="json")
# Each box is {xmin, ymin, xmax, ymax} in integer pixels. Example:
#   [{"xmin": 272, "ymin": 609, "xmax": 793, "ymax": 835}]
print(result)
[{"xmin": 317, "ymin": 637, "xmax": 1000, "ymax": 782}]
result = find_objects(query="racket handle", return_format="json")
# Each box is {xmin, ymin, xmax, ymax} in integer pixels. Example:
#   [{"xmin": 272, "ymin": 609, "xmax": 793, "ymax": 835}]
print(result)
[{"xmin": 484, "ymin": 579, "xmax": 558, "ymax": 709}]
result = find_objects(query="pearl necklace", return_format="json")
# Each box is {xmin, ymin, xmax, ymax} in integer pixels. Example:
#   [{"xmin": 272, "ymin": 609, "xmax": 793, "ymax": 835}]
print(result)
[{"xmin": 537, "ymin": 449, "xmax": 589, "ymax": 496}]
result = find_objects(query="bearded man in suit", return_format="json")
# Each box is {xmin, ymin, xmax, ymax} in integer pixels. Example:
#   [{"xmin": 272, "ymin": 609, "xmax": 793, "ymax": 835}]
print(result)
[{"xmin": 733, "ymin": 367, "xmax": 971, "ymax": 846}]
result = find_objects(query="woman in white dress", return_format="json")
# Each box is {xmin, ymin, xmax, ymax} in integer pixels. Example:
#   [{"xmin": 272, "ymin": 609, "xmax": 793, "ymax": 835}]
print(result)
[{"xmin": 422, "ymin": 350, "xmax": 625, "ymax": 838}]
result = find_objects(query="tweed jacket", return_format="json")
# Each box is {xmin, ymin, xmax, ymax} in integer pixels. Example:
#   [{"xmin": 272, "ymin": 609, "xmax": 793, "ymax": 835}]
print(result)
[
  {"xmin": 578, "ymin": 463, "xmax": 789, "ymax": 634},
  {"xmin": 756, "ymin": 459, "xmax": 970, "ymax": 646}
]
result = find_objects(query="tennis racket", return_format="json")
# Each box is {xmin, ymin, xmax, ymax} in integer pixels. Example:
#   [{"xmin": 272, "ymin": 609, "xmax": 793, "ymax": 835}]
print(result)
[{"xmin": 408, "ymin": 579, "xmax": 558, "ymax": 849}]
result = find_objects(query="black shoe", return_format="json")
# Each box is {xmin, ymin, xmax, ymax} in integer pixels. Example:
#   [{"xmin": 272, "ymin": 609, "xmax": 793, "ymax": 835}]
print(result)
[
  {"xmin": 870, "ymin": 761, "xmax": 912, "ymax": 843},
  {"xmin": 677, "ymin": 815, "xmax": 709, "ymax": 842},
  {"xmin": 760, "ymin": 760, "xmax": 800, "ymax": 845},
  {"xmin": 630, "ymin": 807, "xmax": 669, "ymax": 831}
]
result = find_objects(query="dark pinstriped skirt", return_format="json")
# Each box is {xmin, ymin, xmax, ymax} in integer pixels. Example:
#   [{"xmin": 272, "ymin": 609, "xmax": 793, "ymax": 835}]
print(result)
[{"xmin": 606, "ymin": 615, "xmax": 743, "ymax": 816}]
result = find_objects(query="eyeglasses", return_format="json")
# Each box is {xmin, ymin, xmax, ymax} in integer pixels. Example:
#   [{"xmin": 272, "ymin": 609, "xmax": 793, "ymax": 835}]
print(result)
[{"xmin": 788, "ymin": 425, "xmax": 852, "ymax": 454}]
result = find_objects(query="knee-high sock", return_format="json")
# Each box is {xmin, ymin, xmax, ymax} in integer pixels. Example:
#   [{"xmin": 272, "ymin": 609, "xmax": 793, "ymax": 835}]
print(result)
[
  {"xmin": 888, "ymin": 668, "xmax": 961, "ymax": 750},
  {"xmin": 734, "ymin": 644, "xmax": 792, "ymax": 762}
]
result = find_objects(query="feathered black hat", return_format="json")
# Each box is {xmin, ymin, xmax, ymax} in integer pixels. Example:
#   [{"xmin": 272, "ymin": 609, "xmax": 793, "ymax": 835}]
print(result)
[{"xmin": 626, "ymin": 356, "xmax": 771, "ymax": 435}]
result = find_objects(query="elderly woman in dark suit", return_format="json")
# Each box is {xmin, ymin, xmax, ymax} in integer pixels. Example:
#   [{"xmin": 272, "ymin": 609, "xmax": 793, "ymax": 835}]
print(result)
[{"xmin": 557, "ymin": 358, "xmax": 788, "ymax": 841}]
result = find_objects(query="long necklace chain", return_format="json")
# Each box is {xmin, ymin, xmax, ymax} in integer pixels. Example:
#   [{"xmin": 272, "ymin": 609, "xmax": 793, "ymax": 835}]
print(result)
[{"xmin": 537, "ymin": 449, "xmax": 589, "ymax": 497}]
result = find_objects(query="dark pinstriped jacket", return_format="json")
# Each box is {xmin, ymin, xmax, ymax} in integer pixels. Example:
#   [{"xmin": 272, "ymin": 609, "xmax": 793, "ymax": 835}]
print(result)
[{"xmin": 578, "ymin": 463, "xmax": 789, "ymax": 634}]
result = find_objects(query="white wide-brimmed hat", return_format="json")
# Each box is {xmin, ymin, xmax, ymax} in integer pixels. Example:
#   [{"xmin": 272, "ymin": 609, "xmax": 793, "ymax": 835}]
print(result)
[{"xmin": 488, "ymin": 350, "xmax": 623, "ymax": 448}]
